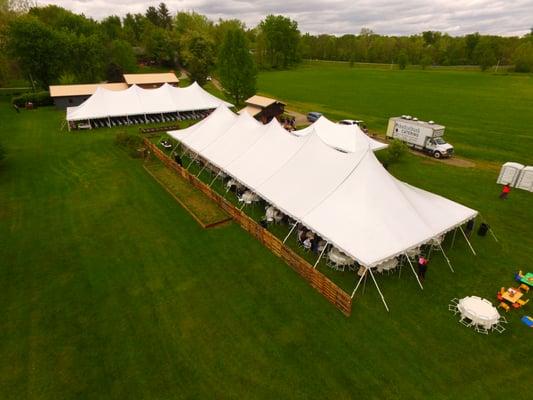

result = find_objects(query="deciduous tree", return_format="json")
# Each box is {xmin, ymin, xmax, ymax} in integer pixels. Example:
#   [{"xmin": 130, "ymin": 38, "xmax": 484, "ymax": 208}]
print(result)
[{"xmin": 218, "ymin": 28, "xmax": 256, "ymax": 105}]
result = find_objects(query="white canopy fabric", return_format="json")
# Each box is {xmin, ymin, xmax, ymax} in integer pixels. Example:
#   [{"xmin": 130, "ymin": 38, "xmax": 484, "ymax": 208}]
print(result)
[
  {"xmin": 293, "ymin": 116, "xmax": 387, "ymax": 152},
  {"xmin": 167, "ymin": 106, "xmax": 477, "ymax": 267},
  {"xmin": 66, "ymin": 82, "xmax": 233, "ymax": 121}
]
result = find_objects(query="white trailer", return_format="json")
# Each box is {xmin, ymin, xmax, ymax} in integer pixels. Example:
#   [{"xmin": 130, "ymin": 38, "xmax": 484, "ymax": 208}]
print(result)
[{"xmin": 386, "ymin": 116, "xmax": 454, "ymax": 158}]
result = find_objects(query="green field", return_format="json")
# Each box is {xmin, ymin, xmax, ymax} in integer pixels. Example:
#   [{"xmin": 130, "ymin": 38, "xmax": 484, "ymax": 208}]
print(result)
[
  {"xmin": 258, "ymin": 61, "xmax": 533, "ymax": 164},
  {"xmin": 0, "ymin": 76, "xmax": 532, "ymax": 400}
]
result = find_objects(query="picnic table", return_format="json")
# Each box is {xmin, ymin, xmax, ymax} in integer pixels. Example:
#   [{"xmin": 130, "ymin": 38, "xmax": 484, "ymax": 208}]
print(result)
[
  {"xmin": 520, "ymin": 272, "xmax": 533, "ymax": 287},
  {"xmin": 502, "ymin": 288, "xmax": 524, "ymax": 304}
]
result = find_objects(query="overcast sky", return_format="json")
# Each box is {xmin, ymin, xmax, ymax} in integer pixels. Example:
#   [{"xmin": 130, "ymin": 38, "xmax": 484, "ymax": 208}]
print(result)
[{"xmin": 38, "ymin": 0, "xmax": 532, "ymax": 36}]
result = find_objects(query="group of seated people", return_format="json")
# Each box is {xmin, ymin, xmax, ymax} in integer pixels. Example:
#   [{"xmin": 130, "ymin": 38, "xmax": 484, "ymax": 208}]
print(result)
[{"xmin": 297, "ymin": 225, "xmax": 323, "ymax": 253}]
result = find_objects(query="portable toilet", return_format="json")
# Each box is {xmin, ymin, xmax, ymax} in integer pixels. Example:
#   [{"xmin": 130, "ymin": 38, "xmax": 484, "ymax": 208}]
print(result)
[
  {"xmin": 497, "ymin": 162, "xmax": 524, "ymax": 187},
  {"xmin": 516, "ymin": 166, "xmax": 533, "ymax": 192}
]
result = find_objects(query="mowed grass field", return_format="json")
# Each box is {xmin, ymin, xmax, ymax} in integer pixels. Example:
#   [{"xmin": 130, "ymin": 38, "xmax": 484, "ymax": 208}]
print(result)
[
  {"xmin": 258, "ymin": 61, "xmax": 533, "ymax": 163},
  {"xmin": 0, "ymin": 80, "xmax": 532, "ymax": 400}
]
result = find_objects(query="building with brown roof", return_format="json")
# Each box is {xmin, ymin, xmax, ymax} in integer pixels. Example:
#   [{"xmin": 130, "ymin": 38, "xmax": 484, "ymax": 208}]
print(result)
[
  {"xmin": 123, "ymin": 72, "xmax": 179, "ymax": 88},
  {"xmin": 49, "ymin": 83, "xmax": 129, "ymax": 108},
  {"xmin": 238, "ymin": 95, "xmax": 285, "ymax": 123}
]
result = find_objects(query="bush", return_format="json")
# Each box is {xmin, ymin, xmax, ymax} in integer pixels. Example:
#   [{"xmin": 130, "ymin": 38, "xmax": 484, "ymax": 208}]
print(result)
[
  {"xmin": 11, "ymin": 91, "xmax": 53, "ymax": 107},
  {"xmin": 382, "ymin": 139, "xmax": 407, "ymax": 168},
  {"xmin": 115, "ymin": 131, "xmax": 144, "ymax": 157}
]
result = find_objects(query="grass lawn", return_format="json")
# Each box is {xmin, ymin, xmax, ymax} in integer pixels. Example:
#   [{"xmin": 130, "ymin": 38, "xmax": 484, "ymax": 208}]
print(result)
[
  {"xmin": 0, "ymin": 94, "xmax": 532, "ymax": 400},
  {"xmin": 258, "ymin": 60, "xmax": 533, "ymax": 164}
]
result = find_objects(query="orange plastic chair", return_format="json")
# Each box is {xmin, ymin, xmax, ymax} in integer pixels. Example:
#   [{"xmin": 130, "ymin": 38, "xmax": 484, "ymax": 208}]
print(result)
[
  {"xmin": 517, "ymin": 299, "xmax": 529, "ymax": 307},
  {"xmin": 519, "ymin": 284, "xmax": 530, "ymax": 293},
  {"xmin": 500, "ymin": 287, "xmax": 506, "ymax": 294},
  {"xmin": 499, "ymin": 302, "xmax": 510, "ymax": 312},
  {"xmin": 497, "ymin": 293, "xmax": 504, "ymax": 301}
]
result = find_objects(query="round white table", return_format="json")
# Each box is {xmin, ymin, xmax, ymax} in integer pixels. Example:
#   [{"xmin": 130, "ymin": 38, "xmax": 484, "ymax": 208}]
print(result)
[
  {"xmin": 242, "ymin": 191, "xmax": 260, "ymax": 203},
  {"xmin": 458, "ymin": 296, "xmax": 500, "ymax": 329},
  {"xmin": 328, "ymin": 248, "xmax": 354, "ymax": 267}
]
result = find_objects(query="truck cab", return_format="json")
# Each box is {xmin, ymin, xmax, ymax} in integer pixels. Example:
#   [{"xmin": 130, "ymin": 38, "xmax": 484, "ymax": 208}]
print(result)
[{"xmin": 424, "ymin": 136, "xmax": 454, "ymax": 159}]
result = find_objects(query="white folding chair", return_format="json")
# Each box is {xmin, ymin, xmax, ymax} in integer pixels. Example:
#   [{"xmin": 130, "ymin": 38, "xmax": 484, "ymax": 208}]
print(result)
[
  {"xmin": 448, "ymin": 304, "xmax": 459, "ymax": 314},
  {"xmin": 474, "ymin": 325, "xmax": 489, "ymax": 335},
  {"xmin": 492, "ymin": 323, "xmax": 506, "ymax": 333},
  {"xmin": 460, "ymin": 317, "xmax": 473, "ymax": 327}
]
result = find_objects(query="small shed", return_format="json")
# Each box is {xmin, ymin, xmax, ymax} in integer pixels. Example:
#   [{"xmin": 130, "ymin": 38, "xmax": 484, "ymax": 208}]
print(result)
[
  {"xmin": 239, "ymin": 95, "xmax": 285, "ymax": 124},
  {"xmin": 516, "ymin": 166, "xmax": 533, "ymax": 192},
  {"xmin": 123, "ymin": 72, "xmax": 179, "ymax": 89},
  {"xmin": 49, "ymin": 83, "xmax": 128, "ymax": 108},
  {"xmin": 497, "ymin": 162, "xmax": 524, "ymax": 187}
]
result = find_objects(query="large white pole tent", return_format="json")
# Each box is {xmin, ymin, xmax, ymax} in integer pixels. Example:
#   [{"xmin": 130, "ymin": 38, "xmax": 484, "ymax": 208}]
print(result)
[
  {"xmin": 65, "ymin": 82, "xmax": 233, "ymax": 128},
  {"xmin": 167, "ymin": 106, "xmax": 477, "ymax": 308}
]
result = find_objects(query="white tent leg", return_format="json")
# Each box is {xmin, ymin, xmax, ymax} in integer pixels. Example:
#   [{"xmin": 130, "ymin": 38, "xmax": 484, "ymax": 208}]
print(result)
[
  {"xmin": 368, "ymin": 268, "xmax": 390, "ymax": 312},
  {"xmin": 489, "ymin": 228, "xmax": 499, "ymax": 243},
  {"xmin": 460, "ymin": 226, "xmax": 477, "ymax": 256},
  {"xmin": 406, "ymin": 254, "xmax": 424, "ymax": 290},
  {"xmin": 450, "ymin": 227, "xmax": 458, "ymax": 249},
  {"xmin": 439, "ymin": 244, "xmax": 455, "ymax": 273},
  {"xmin": 144, "ymin": 114, "xmax": 148, "ymax": 123},
  {"xmin": 196, "ymin": 163, "xmax": 208, "ymax": 177},
  {"xmin": 283, "ymin": 223, "xmax": 297, "ymax": 244},
  {"xmin": 350, "ymin": 268, "xmax": 367, "ymax": 298},
  {"xmin": 313, "ymin": 242, "xmax": 329, "ymax": 269},
  {"xmin": 209, "ymin": 172, "xmax": 221, "ymax": 187},
  {"xmin": 107, "ymin": 116, "xmax": 111, "ymax": 127},
  {"xmin": 427, "ymin": 245, "xmax": 433, "ymax": 259},
  {"xmin": 172, "ymin": 142, "xmax": 180, "ymax": 154},
  {"xmin": 186, "ymin": 154, "xmax": 199, "ymax": 170}
]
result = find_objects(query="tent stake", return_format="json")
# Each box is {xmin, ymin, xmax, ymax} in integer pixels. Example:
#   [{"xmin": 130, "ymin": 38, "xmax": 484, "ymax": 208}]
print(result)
[
  {"xmin": 460, "ymin": 226, "xmax": 477, "ymax": 256},
  {"xmin": 350, "ymin": 268, "xmax": 367, "ymax": 298},
  {"xmin": 313, "ymin": 242, "xmax": 329, "ymax": 269},
  {"xmin": 283, "ymin": 223, "xmax": 297, "ymax": 244},
  {"xmin": 438, "ymin": 243, "xmax": 455, "ymax": 273},
  {"xmin": 450, "ymin": 227, "xmax": 458, "ymax": 249},
  {"xmin": 406, "ymin": 254, "xmax": 424, "ymax": 290},
  {"xmin": 368, "ymin": 268, "xmax": 389, "ymax": 312}
]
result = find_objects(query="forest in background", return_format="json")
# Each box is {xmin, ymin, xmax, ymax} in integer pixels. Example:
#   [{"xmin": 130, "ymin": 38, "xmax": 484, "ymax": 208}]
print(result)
[{"xmin": 0, "ymin": 0, "xmax": 532, "ymax": 91}]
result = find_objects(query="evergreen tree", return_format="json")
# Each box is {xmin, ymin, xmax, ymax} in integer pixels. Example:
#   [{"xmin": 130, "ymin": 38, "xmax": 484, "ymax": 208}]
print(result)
[{"xmin": 218, "ymin": 28, "xmax": 256, "ymax": 105}]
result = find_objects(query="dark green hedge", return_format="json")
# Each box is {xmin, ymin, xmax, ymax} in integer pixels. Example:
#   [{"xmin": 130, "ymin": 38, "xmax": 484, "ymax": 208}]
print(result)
[{"xmin": 12, "ymin": 91, "xmax": 53, "ymax": 107}]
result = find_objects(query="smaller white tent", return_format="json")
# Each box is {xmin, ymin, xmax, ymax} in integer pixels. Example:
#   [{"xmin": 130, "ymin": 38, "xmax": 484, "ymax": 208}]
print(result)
[
  {"xmin": 66, "ymin": 82, "xmax": 233, "ymax": 122},
  {"xmin": 295, "ymin": 117, "xmax": 387, "ymax": 152}
]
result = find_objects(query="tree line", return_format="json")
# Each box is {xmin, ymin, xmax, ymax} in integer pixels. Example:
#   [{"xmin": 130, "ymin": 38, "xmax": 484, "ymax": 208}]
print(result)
[
  {"xmin": 1, "ymin": 1, "xmax": 532, "ymax": 103},
  {"xmin": 301, "ymin": 29, "xmax": 533, "ymax": 71}
]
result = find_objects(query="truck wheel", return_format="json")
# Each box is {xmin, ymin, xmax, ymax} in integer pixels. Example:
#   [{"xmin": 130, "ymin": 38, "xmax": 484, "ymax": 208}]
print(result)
[{"xmin": 433, "ymin": 151, "xmax": 442, "ymax": 159}]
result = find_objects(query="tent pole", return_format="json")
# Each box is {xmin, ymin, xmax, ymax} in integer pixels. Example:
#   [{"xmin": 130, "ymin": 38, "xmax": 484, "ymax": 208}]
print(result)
[
  {"xmin": 438, "ymin": 243, "xmax": 455, "ymax": 273},
  {"xmin": 186, "ymin": 154, "xmax": 199, "ymax": 170},
  {"xmin": 350, "ymin": 268, "xmax": 367, "ymax": 298},
  {"xmin": 313, "ymin": 242, "xmax": 329, "ymax": 269},
  {"xmin": 450, "ymin": 228, "xmax": 458, "ymax": 249},
  {"xmin": 283, "ymin": 223, "xmax": 297, "ymax": 244},
  {"xmin": 489, "ymin": 227, "xmax": 499, "ymax": 243},
  {"xmin": 209, "ymin": 172, "xmax": 221, "ymax": 187},
  {"xmin": 144, "ymin": 114, "xmax": 147, "ymax": 124},
  {"xmin": 196, "ymin": 163, "xmax": 208, "ymax": 177},
  {"xmin": 172, "ymin": 142, "xmax": 180, "ymax": 154},
  {"xmin": 427, "ymin": 245, "xmax": 433, "ymax": 259},
  {"xmin": 460, "ymin": 226, "xmax": 477, "ymax": 256},
  {"xmin": 126, "ymin": 115, "xmax": 130, "ymax": 125},
  {"xmin": 406, "ymin": 253, "xmax": 424, "ymax": 290},
  {"xmin": 362, "ymin": 270, "xmax": 368, "ymax": 294},
  {"xmin": 107, "ymin": 116, "xmax": 111, "ymax": 127},
  {"xmin": 368, "ymin": 268, "xmax": 390, "ymax": 312},
  {"xmin": 239, "ymin": 202, "xmax": 246, "ymax": 210}
]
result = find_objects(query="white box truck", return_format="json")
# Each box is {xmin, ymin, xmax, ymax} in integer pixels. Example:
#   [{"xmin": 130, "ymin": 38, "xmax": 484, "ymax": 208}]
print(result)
[{"xmin": 386, "ymin": 116, "xmax": 454, "ymax": 158}]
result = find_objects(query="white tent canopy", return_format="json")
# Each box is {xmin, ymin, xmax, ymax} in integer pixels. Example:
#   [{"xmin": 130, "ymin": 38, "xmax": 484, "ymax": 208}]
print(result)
[
  {"xmin": 66, "ymin": 82, "xmax": 233, "ymax": 122},
  {"xmin": 168, "ymin": 106, "xmax": 477, "ymax": 268}
]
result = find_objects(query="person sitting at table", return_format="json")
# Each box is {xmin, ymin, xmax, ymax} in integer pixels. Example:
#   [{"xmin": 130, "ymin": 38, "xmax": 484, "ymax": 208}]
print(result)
[
  {"xmin": 311, "ymin": 236, "xmax": 320, "ymax": 253},
  {"xmin": 303, "ymin": 237, "xmax": 312, "ymax": 250},
  {"xmin": 297, "ymin": 228, "xmax": 306, "ymax": 243}
]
